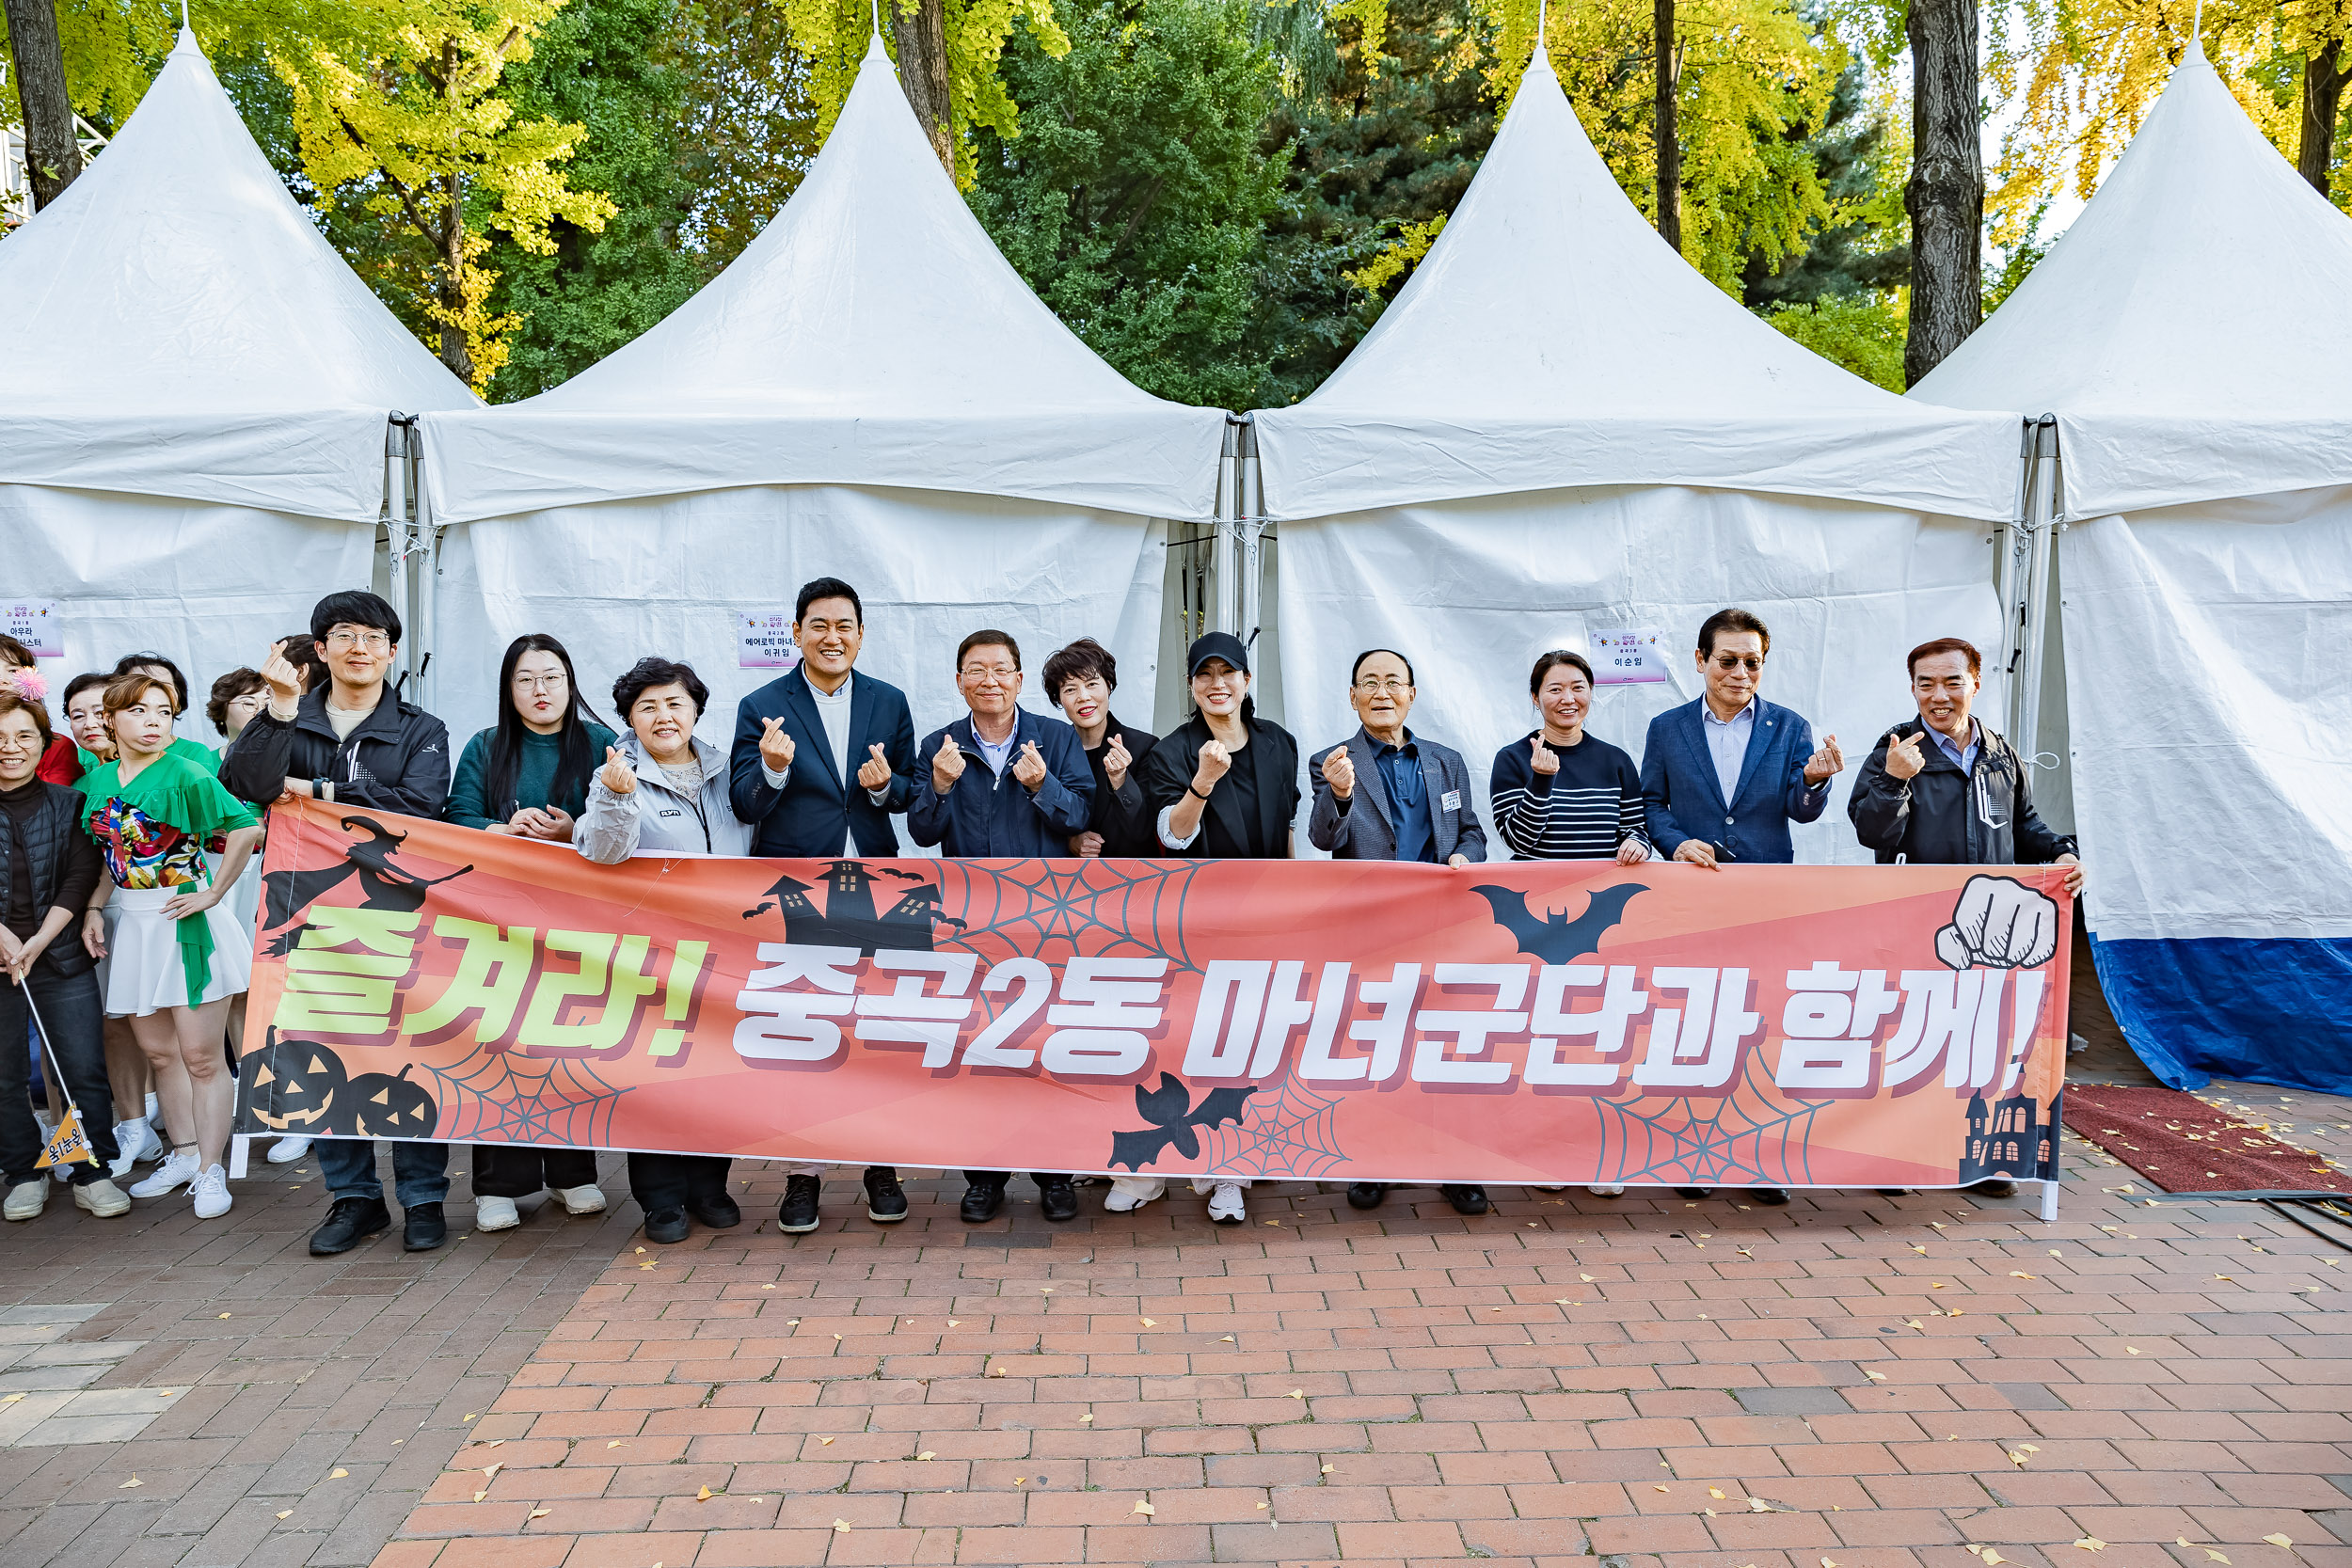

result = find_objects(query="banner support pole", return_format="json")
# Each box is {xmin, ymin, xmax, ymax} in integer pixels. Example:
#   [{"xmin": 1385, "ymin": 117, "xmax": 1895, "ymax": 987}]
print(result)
[{"xmin": 2040, "ymin": 1178, "xmax": 2059, "ymax": 1223}]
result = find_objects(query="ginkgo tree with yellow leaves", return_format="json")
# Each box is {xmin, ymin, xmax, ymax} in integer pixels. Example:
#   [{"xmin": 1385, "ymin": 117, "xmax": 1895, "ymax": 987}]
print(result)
[{"xmin": 276, "ymin": 0, "xmax": 616, "ymax": 390}]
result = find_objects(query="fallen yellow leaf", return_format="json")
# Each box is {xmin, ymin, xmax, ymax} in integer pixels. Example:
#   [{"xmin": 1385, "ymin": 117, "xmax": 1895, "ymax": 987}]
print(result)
[
  {"xmin": 820, "ymin": 1437, "xmax": 834, "ymax": 1446},
  {"xmin": 1140, "ymin": 1318, "xmax": 1155, "ymax": 1327},
  {"xmin": 1865, "ymin": 1370, "xmax": 1887, "ymax": 1381},
  {"xmin": 330, "ymin": 1468, "xmax": 348, "ymax": 1479},
  {"xmin": 1134, "ymin": 1500, "xmax": 1156, "ymax": 1516},
  {"xmin": 2077, "ymin": 1538, "xmax": 2108, "ymax": 1551},
  {"xmin": 277, "ymin": 1511, "xmax": 291, "ymax": 1520},
  {"xmin": 119, "ymin": 1478, "xmax": 143, "ymax": 1490},
  {"xmin": 917, "ymin": 1451, "xmax": 936, "ymax": 1461},
  {"xmin": 1287, "ymin": 1389, "xmax": 1304, "ymax": 1400},
  {"xmin": 1749, "ymin": 1497, "xmax": 1772, "ymax": 1512},
  {"xmin": 528, "ymin": 1508, "xmax": 549, "ymax": 1520},
  {"xmin": 2010, "ymin": 1272, "xmax": 2036, "ymax": 1280},
  {"xmin": 1321, "ymin": 1464, "xmax": 1334, "ymax": 1475},
  {"xmin": 1709, "ymin": 1487, "xmax": 1726, "ymax": 1498},
  {"xmin": 696, "ymin": 1486, "xmax": 712, "ymax": 1501},
  {"xmin": 2264, "ymin": 1537, "xmax": 2295, "ymax": 1550},
  {"xmin": 833, "ymin": 1519, "xmax": 852, "ymax": 1532},
  {"xmin": 1080, "ymin": 1414, "xmax": 1094, "ymax": 1423},
  {"xmin": 1654, "ymin": 1484, "xmax": 1671, "ymax": 1493},
  {"xmin": 2207, "ymin": 1553, "xmax": 2232, "ymax": 1564},
  {"xmin": 1983, "ymin": 1551, "xmax": 2008, "ymax": 1565}
]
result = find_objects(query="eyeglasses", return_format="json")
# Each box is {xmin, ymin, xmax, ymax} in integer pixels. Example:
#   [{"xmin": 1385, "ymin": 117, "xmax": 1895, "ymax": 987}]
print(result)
[
  {"xmin": 960, "ymin": 665, "xmax": 1018, "ymax": 682},
  {"xmin": 1353, "ymin": 678, "xmax": 1411, "ymax": 694},
  {"xmin": 512, "ymin": 674, "xmax": 567, "ymax": 692},
  {"xmin": 1709, "ymin": 654, "xmax": 1763, "ymax": 673},
  {"xmin": 325, "ymin": 630, "xmax": 391, "ymax": 650},
  {"xmin": 0, "ymin": 734, "xmax": 40, "ymax": 752}
]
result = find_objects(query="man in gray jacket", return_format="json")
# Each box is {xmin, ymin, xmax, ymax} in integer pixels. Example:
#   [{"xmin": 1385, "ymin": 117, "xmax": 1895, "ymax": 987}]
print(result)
[{"xmin": 1306, "ymin": 647, "xmax": 1491, "ymax": 1218}]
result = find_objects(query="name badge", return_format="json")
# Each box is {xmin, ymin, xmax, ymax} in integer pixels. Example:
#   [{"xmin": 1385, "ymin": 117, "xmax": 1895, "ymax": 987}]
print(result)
[{"xmin": 1440, "ymin": 790, "xmax": 1461, "ymax": 812}]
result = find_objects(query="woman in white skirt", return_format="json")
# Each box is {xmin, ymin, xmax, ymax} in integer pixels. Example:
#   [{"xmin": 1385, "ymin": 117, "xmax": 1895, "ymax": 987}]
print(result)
[{"xmin": 77, "ymin": 673, "xmax": 260, "ymax": 1219}]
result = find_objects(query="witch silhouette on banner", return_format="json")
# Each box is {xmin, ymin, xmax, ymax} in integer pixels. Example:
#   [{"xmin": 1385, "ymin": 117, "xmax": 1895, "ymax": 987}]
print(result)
[{"xmin": 260, "ymin": 815, "xmax": 472, "ymax": 956}]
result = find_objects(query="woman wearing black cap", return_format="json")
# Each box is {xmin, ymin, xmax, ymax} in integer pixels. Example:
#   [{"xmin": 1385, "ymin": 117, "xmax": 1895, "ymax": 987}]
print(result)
[{"xmin": 1135, "ymin": 631, "xmax": 1300, "ymax": 1226}]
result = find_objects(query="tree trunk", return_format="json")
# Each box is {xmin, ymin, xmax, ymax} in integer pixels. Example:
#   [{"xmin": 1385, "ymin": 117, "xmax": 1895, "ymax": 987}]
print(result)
[
  {"xmin": 2297, "ymin": 38, "xmax": 2347, "ymax": 198},
  {"xmin": 889, "ymin": 0, "xmax": 954, "ymax": 174},
  {"xmin": 1903, "ymin": 0, "xmax": 1982, "ymax": 387},
  {"xmin": 439, "ymin": 170, "xmax": 474, "ymax": 386},
  {"xmin": 1654, "ymin": 0, "xmax": 1681, "ymax": 252},
  {"xmin": 2, "ymin": 0, "xmax": 83, "ymax": 210}
]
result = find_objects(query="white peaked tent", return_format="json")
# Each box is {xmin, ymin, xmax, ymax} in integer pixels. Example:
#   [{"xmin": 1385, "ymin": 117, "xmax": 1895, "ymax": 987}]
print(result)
[
  {"xmin": 1254, "ymin": 50, "xmax": 2019, "ymax": 863},
  {"xmin": 418, "ymin": 37, "xmax": 1229, "ymax": 770},
  {"xmin": 0, "ymin": 27, "xmax": 474, "ymax": 689},
  {"xmin": 1912, "ymin": 45, "xmax": 2352, "ymax": 1095}
]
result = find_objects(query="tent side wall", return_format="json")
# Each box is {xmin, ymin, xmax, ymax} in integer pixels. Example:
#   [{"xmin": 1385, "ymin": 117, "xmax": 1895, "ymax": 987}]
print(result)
[
  {"xmin": 1, "ymin": 486, "xmax": 377, "ymax": 718},
  {"xmin": 429, "ymin": 486, "xmax": 1169, "ymax": 847},
  {"xmin": 1274, "ymin": 487, "xmax": 2007, "ymax": 863},
  {"xmin": 2059, "ymin": 486, "xmax": 2352, "ymax": 1093}
]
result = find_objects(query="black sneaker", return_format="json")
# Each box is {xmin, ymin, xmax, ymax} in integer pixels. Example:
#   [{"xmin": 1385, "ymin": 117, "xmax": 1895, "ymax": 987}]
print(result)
[
  {"xmin": 1038, "ymin": 1177, "xmax": 1078, "ymax": 1221},
  {"xmin": 1749, "ymin": 1187, "xmax": 1791, "ymax": 1206},
  {"xmin": 1345, "ymin": 1182, "xmax": 1388, "ymax": 1210},
  {"xmin": 864, "ymin": 1166, "xmax": 908, "ymax": 1224},
  {"xmin": 1674, "ymin": 1187, "xmax": 1714, "ymax": 1198},
  {"xmin": 1442, "ymin": 1183, "xmax": 1490, "ymax": 1215},
  {"xmin": 688, "ymin": 1193, "xmax": 741, "ymax": 1229},
  {"xmin": 310, "ymin": 1196, "xmax": 389, "ymax": 1256},
  {"xmin": 644, "ymin": 1207, "xmax": 691, "ymax": 1244},
  {"xmin": 1967, "ymin": 1179, "xmax": 2018, "ymax": 1199},
  {"xmin": 960, "ymin": 1181, "xmax": 1004, "ymax": 1223},
  {"xmin": 403, "ymin": 1201, "xmax": 447, "ymax": 1251},
  {"xmin": 777, "ymin": 1173, "xmax": 821, "ymax": 1234}
]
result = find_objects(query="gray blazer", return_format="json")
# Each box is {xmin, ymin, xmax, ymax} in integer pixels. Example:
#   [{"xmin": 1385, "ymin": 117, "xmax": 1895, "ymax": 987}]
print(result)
[{"xmin": 1307, "ymin": 727, "xmax": 1488, "ymax": 863}]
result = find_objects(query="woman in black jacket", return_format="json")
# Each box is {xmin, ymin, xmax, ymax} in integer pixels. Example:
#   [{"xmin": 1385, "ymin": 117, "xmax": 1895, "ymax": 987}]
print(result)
[
  {"xmin": 1133, "ymin": 632, "xmax": 1300, "ymax": 1227},
  {"xmin": 0, "ymin": 689, "xmax": 124, "ymax": 1220}
]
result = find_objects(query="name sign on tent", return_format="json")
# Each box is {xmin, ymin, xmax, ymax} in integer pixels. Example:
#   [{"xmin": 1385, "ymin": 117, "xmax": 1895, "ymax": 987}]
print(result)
[
  {"xmin": 234, "ymin": 799, "xmax": 2069, "ymax": 1190},
  {"xmin": 735, "ymin": 610, "xmax": 803, "ymax": 670},
  {"xmin": 2, "ymin": 600, "xmax": 61, "ymax": 657},
  {"xmin": 1591, "ymin": 627, "xmax": 1669, "ymax": 685}
]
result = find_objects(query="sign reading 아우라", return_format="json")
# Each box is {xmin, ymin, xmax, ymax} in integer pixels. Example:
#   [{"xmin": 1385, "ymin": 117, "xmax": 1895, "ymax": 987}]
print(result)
[
  {"xmin": 735, "ymin": 610, "xmax": 801, "ymax": 670},
  {"xmin": 1590, "ymin": 626, "xmax": 1667, "ymax": 685},
  {"xmin": 3, "ymin": 599, "xmax": 61, "ymax": 657}
]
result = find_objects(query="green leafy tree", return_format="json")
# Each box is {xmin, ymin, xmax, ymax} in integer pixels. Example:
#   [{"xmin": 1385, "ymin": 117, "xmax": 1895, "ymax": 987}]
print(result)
[
  {"xmin": 668, "ymin": 0, "xmax": 822, "ymax": 271},
  {"xmin": 1741, "ymin": 60, "xmax": 1908, "ymax": 306},
  {"xmin": 968, "ymin": 0, "xmax": 1288, "ymax": 405},
  {"xmin": 1761, "ymin": 289, "xmax": 1905, "ymax": 386},
  {"xmin": 481, "ymin": 0, "xmax": 706, "ymax": 400}
]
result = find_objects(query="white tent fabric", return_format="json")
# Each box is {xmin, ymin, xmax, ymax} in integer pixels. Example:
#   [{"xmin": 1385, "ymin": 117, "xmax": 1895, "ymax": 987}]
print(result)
[
  {"xmin": 1264, "ymin": 50, "xmax": 2007, "ymax": 864},
  {"xmin": 417, "ymin": 38, "xmax": 1226, "ymax": 525},
  {"xmin": 0, "ymin": 27, "xmax": 473, "ymax": 519},
  {"xmin": 1911, "ymin": 48, "xmax": 2352, "ymax": 1095},
  {"xmin": 1251, "ymin": 53, "xmax": 2017, "ymax": 523},
  {"xmin": 1911, "ymin": 47, "xmax": 2352, "ymax": 518}
]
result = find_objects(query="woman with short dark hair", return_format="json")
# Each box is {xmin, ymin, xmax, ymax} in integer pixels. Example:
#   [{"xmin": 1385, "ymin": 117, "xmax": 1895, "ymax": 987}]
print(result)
[
  {"xmin": 1042, "ymin": 637, "xmax": 1157, "ymax": 857},
  {"xmin": 1489, "ymin": 650, "xmax": 1649, "ymax": 865},
  {"xmin": 578, "ymin": 657, "xmax": 747, "ymax": 1244}
]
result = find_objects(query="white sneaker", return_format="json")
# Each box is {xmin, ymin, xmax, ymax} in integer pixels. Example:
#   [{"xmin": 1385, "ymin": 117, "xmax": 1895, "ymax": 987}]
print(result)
[
  {"xmin": 115, "ymin": 1118, "xmax": 162, "ymax": 1165},
  {"xmin": 267, "ymin": 1135, "xmax": 312, "ymax": 1164},
  {"xmin": 474, "ymin": 1195, "xmax": 521, "ymax": 1231},
  {"xmin": 190, "ymin": 1164, "xmax": 231, "ymax": 1219},
  {"xmin": 1588, "ymin": 1183, "xmax": 1627, "ymax": 1196},
  {"xmin": 1104, "ymin": 1177, "xmax": 1165, "ymax": 1212},
  {"xmin": 129, "ymin": 1150, "xmax": 199, "ymax": 1198},
  {"xmin": 74, "ymin": 1179, "xmax": 131, "ymax": 1218},
  {"xmin": 5, "ymin": 1178, "xmax": 48, "ymax": 1220},
  {"xmin": 555, "ymin": 1183, "xmax": 606, "ymax": 1216},
  {"xmin": 1206, "ymin": 1181, "xmax": 1247, "ymax": 1224}
]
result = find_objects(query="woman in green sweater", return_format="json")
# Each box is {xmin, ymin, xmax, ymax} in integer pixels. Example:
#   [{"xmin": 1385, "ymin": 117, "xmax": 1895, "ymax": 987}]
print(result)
[{"xmin": 445, "ymin": 634, "xmax": 617, "ymax": 1230}]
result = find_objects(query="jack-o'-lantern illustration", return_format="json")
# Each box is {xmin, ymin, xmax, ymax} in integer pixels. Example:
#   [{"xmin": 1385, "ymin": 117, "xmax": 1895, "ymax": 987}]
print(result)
[
  {"xmin": 345, "ymin": 1065, "xmax": 439, "ymax": 1140},
  {"xmin": 237, "ymin": 1032, "xmax": 348, "ymax": 1131}
]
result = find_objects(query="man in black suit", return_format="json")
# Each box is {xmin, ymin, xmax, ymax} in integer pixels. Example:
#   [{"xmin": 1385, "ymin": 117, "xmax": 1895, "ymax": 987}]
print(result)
[{"xmin": 727, "ymin": 577, "xmax": 916, "ymax": 1235}]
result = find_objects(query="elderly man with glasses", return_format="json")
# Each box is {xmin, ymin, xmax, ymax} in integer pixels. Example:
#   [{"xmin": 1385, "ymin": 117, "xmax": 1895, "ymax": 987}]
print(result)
[
  {"xmin": 909, "ymin": 628, "xmax": 1093, "ymax": 1227},
  {"xmin": 1636, "ymin": 607, "xmax": 1843, "ymax": 1209}
]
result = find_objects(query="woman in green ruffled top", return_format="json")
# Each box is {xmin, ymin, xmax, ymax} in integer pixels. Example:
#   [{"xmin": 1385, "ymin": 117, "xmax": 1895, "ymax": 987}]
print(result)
[{"xmin": 78, "ymin": 673, "xmax": 260, "ymax": 1221}]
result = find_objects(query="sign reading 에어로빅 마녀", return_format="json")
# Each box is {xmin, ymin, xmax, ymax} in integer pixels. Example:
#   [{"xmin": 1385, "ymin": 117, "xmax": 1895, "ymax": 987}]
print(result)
[{"xmin": 233, "ymin": 797, "xmax": 2068, "ymax": 1188}]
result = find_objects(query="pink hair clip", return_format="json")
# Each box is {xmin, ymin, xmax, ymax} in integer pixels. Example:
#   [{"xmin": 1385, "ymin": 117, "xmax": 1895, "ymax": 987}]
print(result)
[{"xmin": 0, "ymin": 667, "xmax": 45, "ymax": 703}]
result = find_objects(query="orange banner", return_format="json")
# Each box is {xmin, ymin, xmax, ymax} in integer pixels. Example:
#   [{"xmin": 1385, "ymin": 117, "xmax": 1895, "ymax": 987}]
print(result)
[{"xmin": 233, "ymin": 798, "xmax": 2070, "ymax": 1188}]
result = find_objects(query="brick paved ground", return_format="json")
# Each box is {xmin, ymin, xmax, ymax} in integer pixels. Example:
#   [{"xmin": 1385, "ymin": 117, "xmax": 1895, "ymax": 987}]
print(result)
[{"xmin": 16, "ymin": 940, "xmax": 2352, "ymax": 1568}]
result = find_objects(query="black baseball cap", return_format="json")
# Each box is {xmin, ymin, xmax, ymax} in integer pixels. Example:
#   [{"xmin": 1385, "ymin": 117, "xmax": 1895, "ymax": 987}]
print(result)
[{"xmin": 1184, "ymin": 632, "xmax": 1251, "ymax": 679}]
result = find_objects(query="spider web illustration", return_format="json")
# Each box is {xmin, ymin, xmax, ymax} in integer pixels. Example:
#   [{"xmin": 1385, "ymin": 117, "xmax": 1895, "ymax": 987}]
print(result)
[
  {"xmin": 1201, "ymin": 1072, "xmax": 1351, "ymax": 1179},
  {"xmin": 1585, "ymin": 1048, "xmax": 1829, "ymax": 1186},
  {"xmin": 421, "ymin": 1051, "xmax": 633, "ymax": 1148},
  {"xmin": 929, "ymin": 859, "xmax": 1210, "ymax": 974}
]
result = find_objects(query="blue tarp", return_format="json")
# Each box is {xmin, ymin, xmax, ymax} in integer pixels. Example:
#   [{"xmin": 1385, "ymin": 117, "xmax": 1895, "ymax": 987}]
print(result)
[{"xmin": 2092, "ymin": 933, "xmax": 2352, "ymax": 1095}]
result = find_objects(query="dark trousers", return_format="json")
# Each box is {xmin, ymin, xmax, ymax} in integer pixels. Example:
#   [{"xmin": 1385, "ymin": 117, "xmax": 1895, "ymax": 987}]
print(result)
[
  {"xmin": 962, "ymin": 1170, "xmax": 1071, "ymax": 1189},
  {"xmin": 628, "ymin": 1152, "xmax": 732, "ymax": 1212},
  {"xmin": 319, "ymin": 1138, "xmax": 449, "ymax": 1207},
  {"xmin": 473, "ymin": 1144, "xmax": 600, "ymax": 1198},
  {"xmin": 1, "ymin": 967, "xmax": 118, "ymax": 1187}
]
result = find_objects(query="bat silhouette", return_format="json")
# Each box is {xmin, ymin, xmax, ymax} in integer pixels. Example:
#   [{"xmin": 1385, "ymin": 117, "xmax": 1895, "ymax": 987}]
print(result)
[
  {"xmin": 1108, "ymin": 1074, "xmax": 1255, "ymax": 1171},
  {"xmin": 1470, "ymin": 882, "xmax": 1647, "ymax": 964}
]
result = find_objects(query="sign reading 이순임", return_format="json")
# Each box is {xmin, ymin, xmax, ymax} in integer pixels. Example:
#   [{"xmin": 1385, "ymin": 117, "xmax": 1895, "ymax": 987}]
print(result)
[{"xmin": 233, "ymin": 797, "xmax": 2070, "ymax": 1188}]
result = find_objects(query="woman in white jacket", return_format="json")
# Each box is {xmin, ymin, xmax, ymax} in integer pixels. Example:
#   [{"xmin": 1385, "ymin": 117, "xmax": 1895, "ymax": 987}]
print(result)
[{"xmin": 577, "ymin": 657, "xmax": 750, "ymax": 1243}]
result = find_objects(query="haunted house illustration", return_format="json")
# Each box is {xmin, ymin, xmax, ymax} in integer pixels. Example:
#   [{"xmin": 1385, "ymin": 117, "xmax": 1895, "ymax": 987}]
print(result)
[
  {"xmin": 744, "ymin": 860, "xmax": 965, "ymax": 955},
  {"xmin": 1957, "ymin": 1090, "xmax": 2056, "ymax": 1182}
]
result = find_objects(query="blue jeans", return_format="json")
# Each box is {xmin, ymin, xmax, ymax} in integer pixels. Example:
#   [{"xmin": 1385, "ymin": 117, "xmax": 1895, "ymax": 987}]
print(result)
[{"xmin": 316, "ymin": 1138, "xmax": 449, "ymax": 1208}]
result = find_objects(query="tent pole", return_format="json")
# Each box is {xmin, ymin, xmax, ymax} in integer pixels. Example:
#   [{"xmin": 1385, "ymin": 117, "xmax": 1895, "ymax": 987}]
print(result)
[
  {"xmin": 1994, "ymin": 417, "xmax": 2032, "ymax": 717},
  {"xmin": 1236, "ymin": 415, "xmax": 1263, "ymax": 644},
  {"xmin": 413, "ymin": 422, "xmax": 440, "ymax": 714},
  {"xmin": 1216, "ymin": 415, "xmax": 1244, "ymax": 637},
  {"xmin": 2011, "ymin": 416, "xmax": 2059, "ymax": 761},
  {"xmin": 382, "ymin": 415, "xmax": 414, "ymax": 690}
]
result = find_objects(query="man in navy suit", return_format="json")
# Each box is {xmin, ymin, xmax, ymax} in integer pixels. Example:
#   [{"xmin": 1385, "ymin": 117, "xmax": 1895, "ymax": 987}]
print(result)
[
  {"xmin": 1639, "ymin": 606, "xmax": 1845, "ymax": 1207},
  {"xmin": 727, "ymin": 576, "xmax": 917, "ymax": 1236}
]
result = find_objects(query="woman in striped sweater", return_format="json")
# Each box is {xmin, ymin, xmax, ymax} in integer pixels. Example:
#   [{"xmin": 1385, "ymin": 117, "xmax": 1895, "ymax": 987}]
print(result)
[{"xmin": 1488, "ymin": 650, "xmax": 1651, "ymax": 866}]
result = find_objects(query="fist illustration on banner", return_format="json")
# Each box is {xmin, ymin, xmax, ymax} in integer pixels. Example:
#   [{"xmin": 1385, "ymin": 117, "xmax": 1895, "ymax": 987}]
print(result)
[
  {"xmin": 931, "ymin": 733, "xmax": 965, "ymax": 795},
  {"xmin": 1321, "ymin": 746, "xmax": 1356, "ymax": 800},
  {"xmin": 855, "ymin": 743, "xmax": 892, "ymax": 793},
  {"xmin": 1012, "ymin": 740, "xmax": 1048, "ymax": 790},
  {"xmin": 758, "ymin": 716, "xmax": 796, "ymax": 773},
  {"xmin": 1935, "ymin": 874, "xmax": 2060, "ymax": 971}
]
